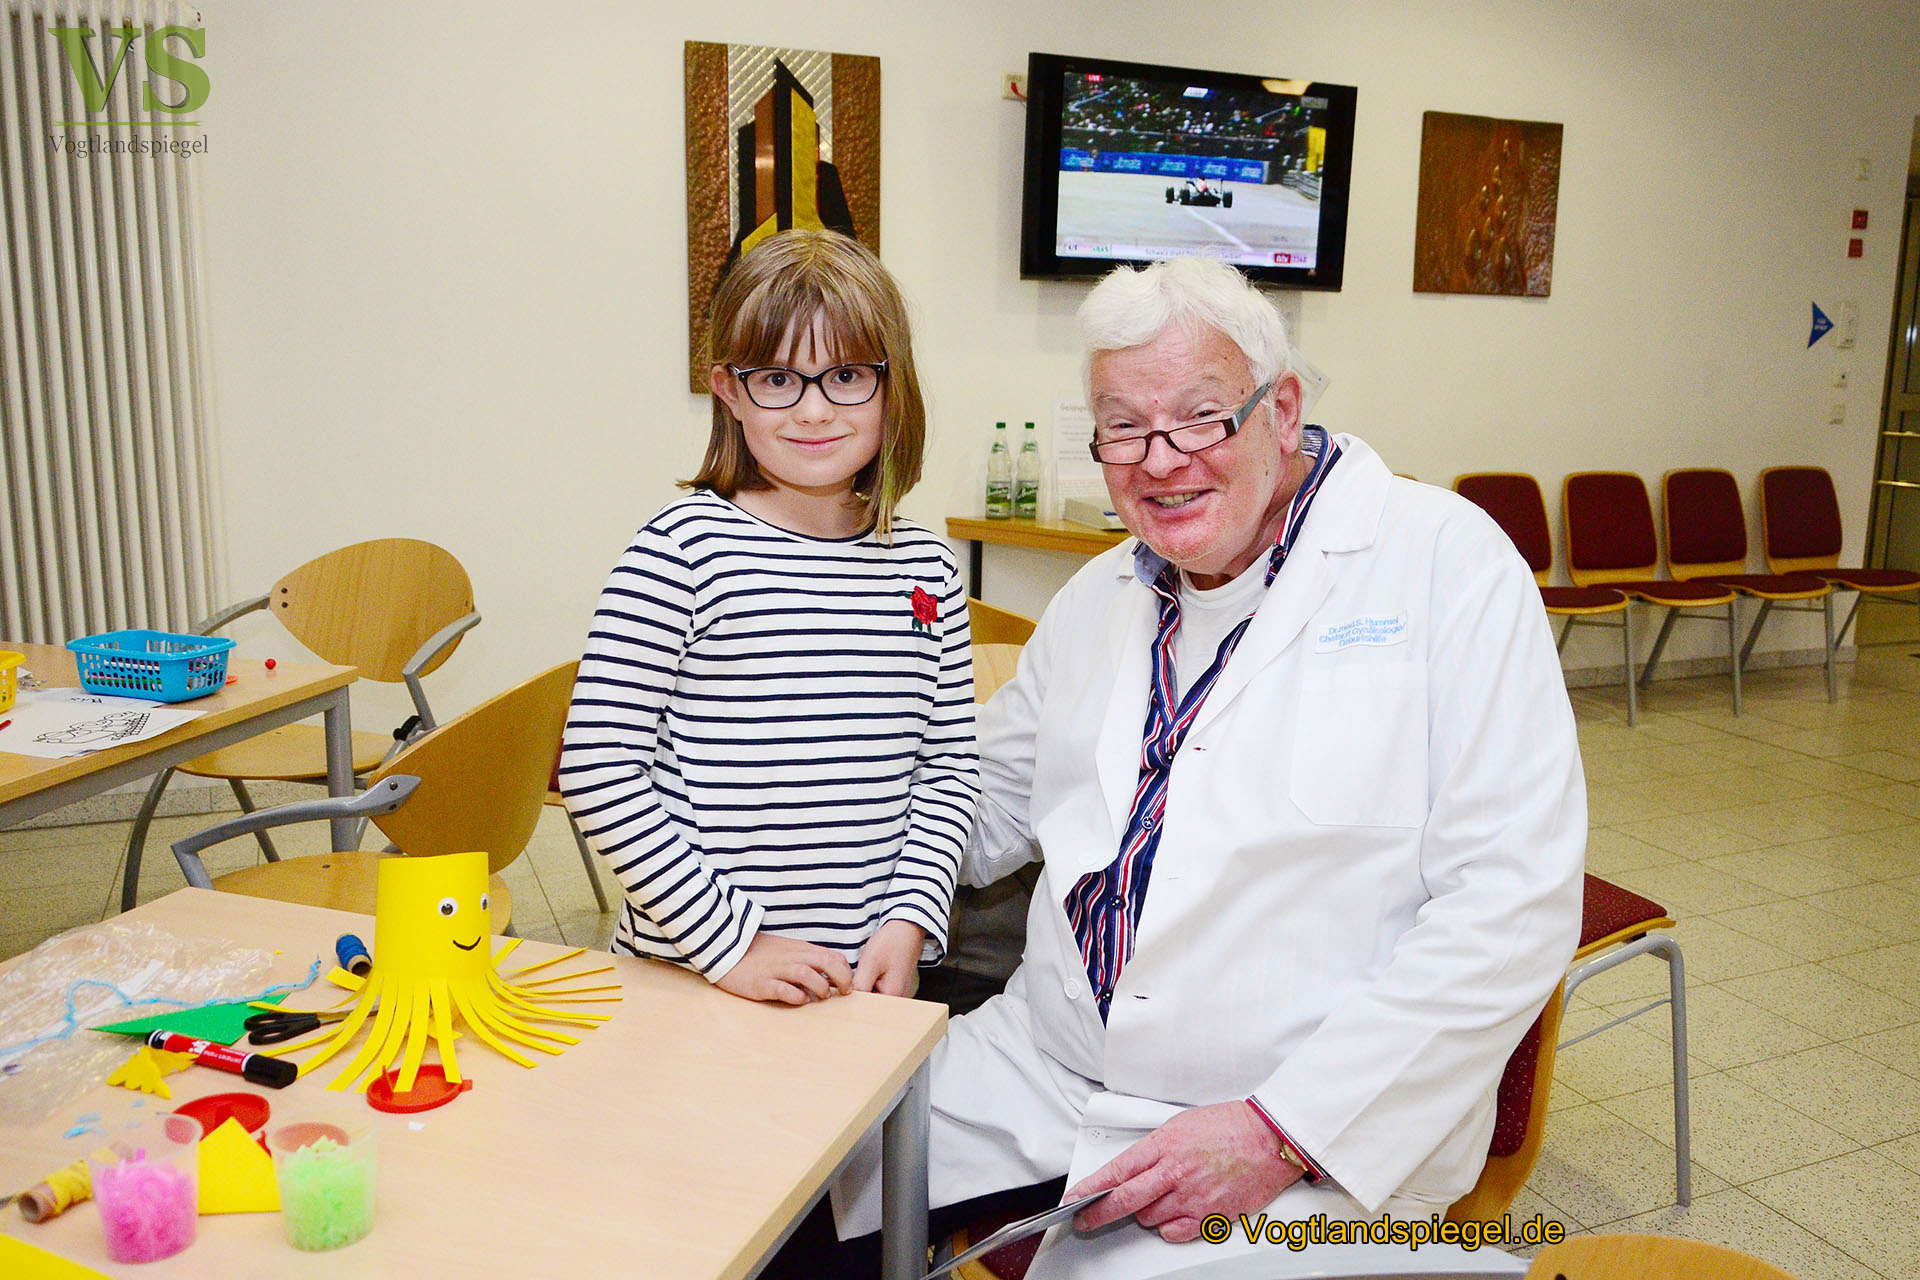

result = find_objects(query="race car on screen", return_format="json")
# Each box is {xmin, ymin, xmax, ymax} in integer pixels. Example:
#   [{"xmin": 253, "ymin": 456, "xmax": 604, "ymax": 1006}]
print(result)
[{"xmin": 1165, "ymin": 178, "xmax": 1234, "ymax": 208}]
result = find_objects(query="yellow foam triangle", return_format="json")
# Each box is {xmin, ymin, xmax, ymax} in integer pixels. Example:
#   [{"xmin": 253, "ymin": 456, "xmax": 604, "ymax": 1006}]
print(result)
[
  {"xmin": 0, "ymin": 1233, "xmax": 113, "ymax": 1278},
  {"xmin": 105, "ymin": 1045, "xmax": 174, "ymax": 1098},
  {"xmin": 197, "ymin": 1117, "xmax": 280, "ymax": 1214}
]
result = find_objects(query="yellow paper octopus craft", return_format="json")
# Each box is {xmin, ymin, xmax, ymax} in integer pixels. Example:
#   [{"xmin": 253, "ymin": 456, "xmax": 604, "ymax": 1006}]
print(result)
[{"xmin": 266, "ymin": 851, "xmax": 617, "ymax": 1092}]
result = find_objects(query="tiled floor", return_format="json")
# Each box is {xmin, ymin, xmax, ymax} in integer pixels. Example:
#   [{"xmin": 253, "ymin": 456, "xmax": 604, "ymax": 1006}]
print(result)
[{"xmin": 4, "ymin": 648, "xmax": 1919, "ymax": 1276}]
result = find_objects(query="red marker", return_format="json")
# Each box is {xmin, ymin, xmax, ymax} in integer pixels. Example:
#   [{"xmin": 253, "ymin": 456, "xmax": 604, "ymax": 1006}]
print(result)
[
  {"xmin": 144, "ymin": 1029, "xmax": 298, "ymax": 1089},
  {"xmin": 0, "ymin": 719, "xmax": 11, "ymax": 732}
]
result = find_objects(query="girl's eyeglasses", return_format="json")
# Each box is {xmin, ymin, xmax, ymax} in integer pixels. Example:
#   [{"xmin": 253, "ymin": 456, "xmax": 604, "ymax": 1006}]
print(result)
[{"xmin": 727, "ymin": 361, "xmax": 888, "ymax": 410}]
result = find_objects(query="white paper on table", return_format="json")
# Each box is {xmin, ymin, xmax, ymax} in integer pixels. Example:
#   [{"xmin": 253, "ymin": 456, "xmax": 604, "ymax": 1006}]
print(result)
[
  {"xmin": 0, "ymin": 687, "xmax": 206, "ymax": 759},
  {"xmin": 1051, "ymin": 399, "xmax": 1109, "ymax": 520}
]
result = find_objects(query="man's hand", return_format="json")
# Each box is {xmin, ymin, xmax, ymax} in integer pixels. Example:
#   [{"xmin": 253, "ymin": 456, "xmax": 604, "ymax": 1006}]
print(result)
[
  {"xmin": 714, "ymin": 932, "xmax": 854, "ymax": 1005},
  {"xmin": 1066, "ymin": 1101, "xmax": 1305, "ymax": 1243},
  {"xmin": 852, "ymin": 920, "xmax": 926, "ymax": 997}
]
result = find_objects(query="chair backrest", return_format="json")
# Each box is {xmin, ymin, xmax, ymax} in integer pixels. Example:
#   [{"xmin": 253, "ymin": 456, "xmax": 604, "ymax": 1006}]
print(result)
[
  {"xmin": 1454, "ymin": 473, "xmax": 1553, "ymax": 586},
  {"xmin": 369, "ymin": 661, "xmax": 578, "ymax": 874},
  {"xmin": 1758, "ymin": 466, "xmax": 1845, "ymax": 573},
  {"xmin": 971, "ymin": 644, "xmax": 1023, "ymax": 703},
  {"xmin": 1662, "ymin": 468, "xmax": 1749, "ymax": 581},
  {"xmin": 1525, "ymin": 1234, "xmax": 1801, "ymax": 1279},
  {"xmin": 1563, "ymin": 472, "xmax": 1661, "ymax": 587},
  {"xmin": 1446, "ymin": 984, "xmax": 1565, "ymax": 1225},
  {"xmin": 270, "ymin": 538, "xmax": 476, "ymax": 682},
  {"xmin": 966, "ymin": 598, "xmax": 1039, "ymax": 646}
]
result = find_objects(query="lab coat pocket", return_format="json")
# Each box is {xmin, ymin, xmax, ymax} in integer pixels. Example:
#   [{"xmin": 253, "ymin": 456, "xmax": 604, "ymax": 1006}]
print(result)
[{"xmin": 1289, "ymin": 662, "xmax": 1428, "ymax": 827}]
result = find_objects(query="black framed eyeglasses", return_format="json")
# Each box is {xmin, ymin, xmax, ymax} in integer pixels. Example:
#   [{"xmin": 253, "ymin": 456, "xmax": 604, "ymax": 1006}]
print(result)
[
  {"xmin": 727, "ymin": 361, "xmax": 889, "ymax": 410},
  {"xmin": 1088, "ymin": 380, "xmax": 1274, "ymax": 465}
]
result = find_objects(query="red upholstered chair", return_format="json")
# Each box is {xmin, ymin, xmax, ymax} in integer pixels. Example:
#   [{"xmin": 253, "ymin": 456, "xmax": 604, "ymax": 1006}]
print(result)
[
  {"xmin": 1759, "ymin": 466, "xmax": 1920, "ymax": 655},
  {"xmin": 1563, "ymin": 472, "xmax": 1744, "ymax": 714},
  {"xmin": 1455, "ymin": 473, "xmax": 1639, "ymax": 725},
  {"xmin": 1563, "ymin": 874, "xmax": 1691, "ymax": 1207},
  {"xmin": 1662, "ymin": 469, "xmax": 1836, "ymax": 700},
  {"xmin": 947, "ymin": 876, "xmax": 1691, "ymax": 1272}
]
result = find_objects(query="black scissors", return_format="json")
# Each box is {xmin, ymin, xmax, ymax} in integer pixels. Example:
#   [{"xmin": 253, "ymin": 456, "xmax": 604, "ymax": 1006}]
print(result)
[{"xmin": 243, "ymin": 1008, "xmax": 347, "ymax": 1045}]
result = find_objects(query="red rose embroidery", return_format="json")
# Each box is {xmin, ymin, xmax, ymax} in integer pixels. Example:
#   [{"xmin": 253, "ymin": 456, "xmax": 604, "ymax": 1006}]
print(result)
[{"xmin": 911, "ymin": 586, "xmax": 938, "ymax": 629}]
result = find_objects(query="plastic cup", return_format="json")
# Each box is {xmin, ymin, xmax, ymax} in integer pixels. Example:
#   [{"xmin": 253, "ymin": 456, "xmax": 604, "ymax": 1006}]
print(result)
[
  {"xmin": 88, "ymin": 1113, "xmax": 202, "ymax": 1263},
  {"xmin": 268, "ymin": 1112, "xmax": 377, "ymax": 1251}
]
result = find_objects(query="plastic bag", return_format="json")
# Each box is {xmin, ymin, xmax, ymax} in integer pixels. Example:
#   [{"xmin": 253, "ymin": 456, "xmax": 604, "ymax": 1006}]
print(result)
[{"xmin": 0, "ymin": 919, "xmax": 286, "ymax": 1121}]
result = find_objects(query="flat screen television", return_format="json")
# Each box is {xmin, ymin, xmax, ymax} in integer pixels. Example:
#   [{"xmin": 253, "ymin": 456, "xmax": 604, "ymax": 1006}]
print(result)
[{"xmin": 1019, "ymin": 52, "xmax": 1357, "ymax": 290}]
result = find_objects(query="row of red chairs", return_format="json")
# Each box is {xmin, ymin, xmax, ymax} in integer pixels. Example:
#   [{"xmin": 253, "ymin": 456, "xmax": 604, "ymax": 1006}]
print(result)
[{"xmin": 1452, "ymin": 466, "xmax": 1920, "ymax": 725}]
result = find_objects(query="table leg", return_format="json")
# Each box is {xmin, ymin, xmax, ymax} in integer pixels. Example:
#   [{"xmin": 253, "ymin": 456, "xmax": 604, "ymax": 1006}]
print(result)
[
  {"xmin": 322, "ymin": 690, "xmax": 356, "ymax": 852},
  {"xmin": 880, "ymin": 1059, "xmax": 931, "ymax": 1280}
]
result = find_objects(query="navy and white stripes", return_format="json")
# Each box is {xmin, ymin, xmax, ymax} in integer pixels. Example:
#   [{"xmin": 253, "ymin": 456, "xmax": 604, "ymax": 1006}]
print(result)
[{"xmin": 560, "ymin": 491, "xmax": 978, "ymax": 979}]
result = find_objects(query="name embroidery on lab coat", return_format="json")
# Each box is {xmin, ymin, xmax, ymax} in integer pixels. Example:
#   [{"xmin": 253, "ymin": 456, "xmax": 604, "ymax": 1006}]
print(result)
[{"xmin": 1314, "ymin": 613, "xmax": 1408, "ymax": 652}]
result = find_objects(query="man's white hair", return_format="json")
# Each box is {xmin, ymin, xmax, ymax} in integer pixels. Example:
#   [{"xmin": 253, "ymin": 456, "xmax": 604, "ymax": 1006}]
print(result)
[{"xmin": 1077, "ymin": 258, "xmax": 1291, "ymax": 395}]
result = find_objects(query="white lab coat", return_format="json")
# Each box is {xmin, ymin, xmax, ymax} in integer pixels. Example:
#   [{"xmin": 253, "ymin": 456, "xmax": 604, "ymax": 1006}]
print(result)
[{"xmin": 835, "ymin": 435, "xmax": 1585, "ymax": 1278}]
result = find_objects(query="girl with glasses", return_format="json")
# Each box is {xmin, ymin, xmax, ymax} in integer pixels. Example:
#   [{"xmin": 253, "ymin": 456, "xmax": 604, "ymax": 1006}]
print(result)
[{"xmin": 561, "ymin": 229, "xmax": 978, "ymax": 1005}]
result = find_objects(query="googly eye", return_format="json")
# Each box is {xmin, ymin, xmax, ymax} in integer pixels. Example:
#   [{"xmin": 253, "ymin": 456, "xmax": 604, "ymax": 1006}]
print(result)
[
  {"xmin": 437, "ymin": 897, "xmax": 458, "ymax": 917},
  {"xmin": 479, "ymin": 893, "xmax": 491, "ymax": 912}
]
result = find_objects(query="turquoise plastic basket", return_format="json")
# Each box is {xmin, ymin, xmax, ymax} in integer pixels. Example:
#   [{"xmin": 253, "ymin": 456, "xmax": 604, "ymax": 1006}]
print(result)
[{"xmin": 66, "ymin": 630, "xmax": 235, "ymax": 702}]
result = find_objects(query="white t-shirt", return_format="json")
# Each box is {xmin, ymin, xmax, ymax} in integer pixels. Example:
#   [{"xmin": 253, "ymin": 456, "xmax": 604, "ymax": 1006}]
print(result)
[{"xmin": 1171, "ymin": 554, "xmax": 1273, "ymax": 702}]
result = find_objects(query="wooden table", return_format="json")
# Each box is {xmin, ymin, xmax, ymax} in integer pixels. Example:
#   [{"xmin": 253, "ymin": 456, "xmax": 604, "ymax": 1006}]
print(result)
[
  {"xmin": 945, "ymin": 517, "xmax": 1128, "ymax": 597},
  {"xmin": 0, "ymin": 890, "xmax": 945, "ymax": 1280},
  {"xmin": 0, "ymin": 643, "xmax": 359, "ymax": 856}
]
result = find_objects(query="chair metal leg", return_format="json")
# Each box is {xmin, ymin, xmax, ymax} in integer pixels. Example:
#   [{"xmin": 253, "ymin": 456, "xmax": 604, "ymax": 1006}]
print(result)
[
  {"xmin": 121, "ymin": 768, "xmax": 173, "ymax": 913},
  {"xmin": 1638, "ymin": 607, "xmax": 1680, "ymax": 689},
  {"xmin": 1656, "ymin": 935, "xmax": 1693, "ymax": 1207},
  {"xmin": 1834, "ymin": 591, "xmax": 1862, "ymax": 649},
  {"xmin": 228, "ymin": 779, "xmax": 281, "ymax": 862},
  {"xmin": 1737, "ymin": 598, "xmax": 1772, "ymax": 668},
  {"xmin": 1623, "ymin": 606, "xmax": 1638, "ymax": 727},
  {"xmin": 1561, "ymin": 933, "xmax": 1691, "ymax": 1208},
  {"xmin": 569, "ymin": 813, "xmax": 610, "ymax": 913},
  {"xmin": 1823, "ymin": 593, "xmax": 1837, "ymax": 702},
  {"xmin": 1727, "ymin": 600, "xmax": 1743, "ymax": 717}
]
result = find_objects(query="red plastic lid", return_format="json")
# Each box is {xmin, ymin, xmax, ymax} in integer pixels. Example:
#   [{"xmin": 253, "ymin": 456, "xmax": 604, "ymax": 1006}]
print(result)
[
  {"xmin": 173, "ymin": 1091, "xmax": 271, "ymax": 1138},
  {"xmin": 366, "ymin": 1064, "xmax": 472, "ymax": 1113}
]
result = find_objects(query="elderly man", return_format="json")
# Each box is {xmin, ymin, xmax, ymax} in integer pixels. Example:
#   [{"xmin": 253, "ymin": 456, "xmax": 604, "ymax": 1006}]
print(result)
[{"xmin": 821, "ymin": 257, "xmax": 1585, "ymax": 1279}]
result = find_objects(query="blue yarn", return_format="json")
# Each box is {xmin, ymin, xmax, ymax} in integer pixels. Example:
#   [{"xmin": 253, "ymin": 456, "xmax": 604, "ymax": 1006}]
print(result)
[{"xmin": 0, "ymin": 956, "xmax": 323, "ymax": 1061}]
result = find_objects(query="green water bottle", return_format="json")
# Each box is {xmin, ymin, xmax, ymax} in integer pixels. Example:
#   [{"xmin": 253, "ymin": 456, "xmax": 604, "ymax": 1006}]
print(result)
[
  {"xmin": 1014, "ymin": 422, "xmax": 1041, "ymax": 520},
  {"xmin": 985, "ymin": 423, "xmax": 1012, "ymax": 519}
]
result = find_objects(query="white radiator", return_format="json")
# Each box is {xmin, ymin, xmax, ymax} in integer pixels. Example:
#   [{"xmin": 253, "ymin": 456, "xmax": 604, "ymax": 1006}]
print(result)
[{"xmin": 0, "ymin": 0, "xmax": 217, "ymax": 644}]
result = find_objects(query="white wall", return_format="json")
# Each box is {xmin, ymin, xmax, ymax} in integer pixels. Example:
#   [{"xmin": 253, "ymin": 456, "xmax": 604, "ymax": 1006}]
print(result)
[{"xmin": 194, "ymin": 0, "xmax": 1919, "ymax": 717}]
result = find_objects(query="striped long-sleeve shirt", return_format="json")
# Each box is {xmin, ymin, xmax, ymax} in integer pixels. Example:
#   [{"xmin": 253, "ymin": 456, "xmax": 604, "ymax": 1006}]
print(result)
[{"xmin": 560, "ymin": 491, "xmax": 979, "ymax": 980}]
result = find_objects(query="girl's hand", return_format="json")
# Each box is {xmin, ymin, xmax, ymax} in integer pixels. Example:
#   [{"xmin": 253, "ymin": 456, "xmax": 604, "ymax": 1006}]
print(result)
[
  {"xmin": 715, "ymin": 932, "xmax": 854, "ymax": 1005},
  {"xmin": 852, "ymin": 921, "xmax": 926, "ymax": 997}
]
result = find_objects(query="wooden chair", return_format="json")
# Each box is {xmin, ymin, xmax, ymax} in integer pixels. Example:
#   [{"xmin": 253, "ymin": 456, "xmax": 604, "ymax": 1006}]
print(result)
[
  {"xmin": 1759, "ymin": 465, "xmax": 1920, "ymax": 652},
  {"xmin": 970, "ymin": 643, "xmax": 1023, "ymax": 703},
  {"xmin": 1563, "ymin": 472, "xmax": 1743, "ymax": 715},
  {"xmin": 546, "ymin": 747, "xmax": 610, "ymax": 913},
  {"xmin": 1526, "ymin": 1234, "xmax": 1800, "ymax": 1279},
  {"xmin": 1454, "ymin": 473, "xmax": 1639, "ymax": 725},
  {"xmin": 168, "ymin": 662, "xmax": 576, "ymax": 933},
  {"xmin": 967, "ymin": 598, "xmax": 1038, "ymax": 647},
  {"xmin": 120, "ymin": 538, "xmax": 480, "ymax": 911},
  {"xmin": 1661, "ymin": 469, "xmax": 1836, "ymax": 700}
]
